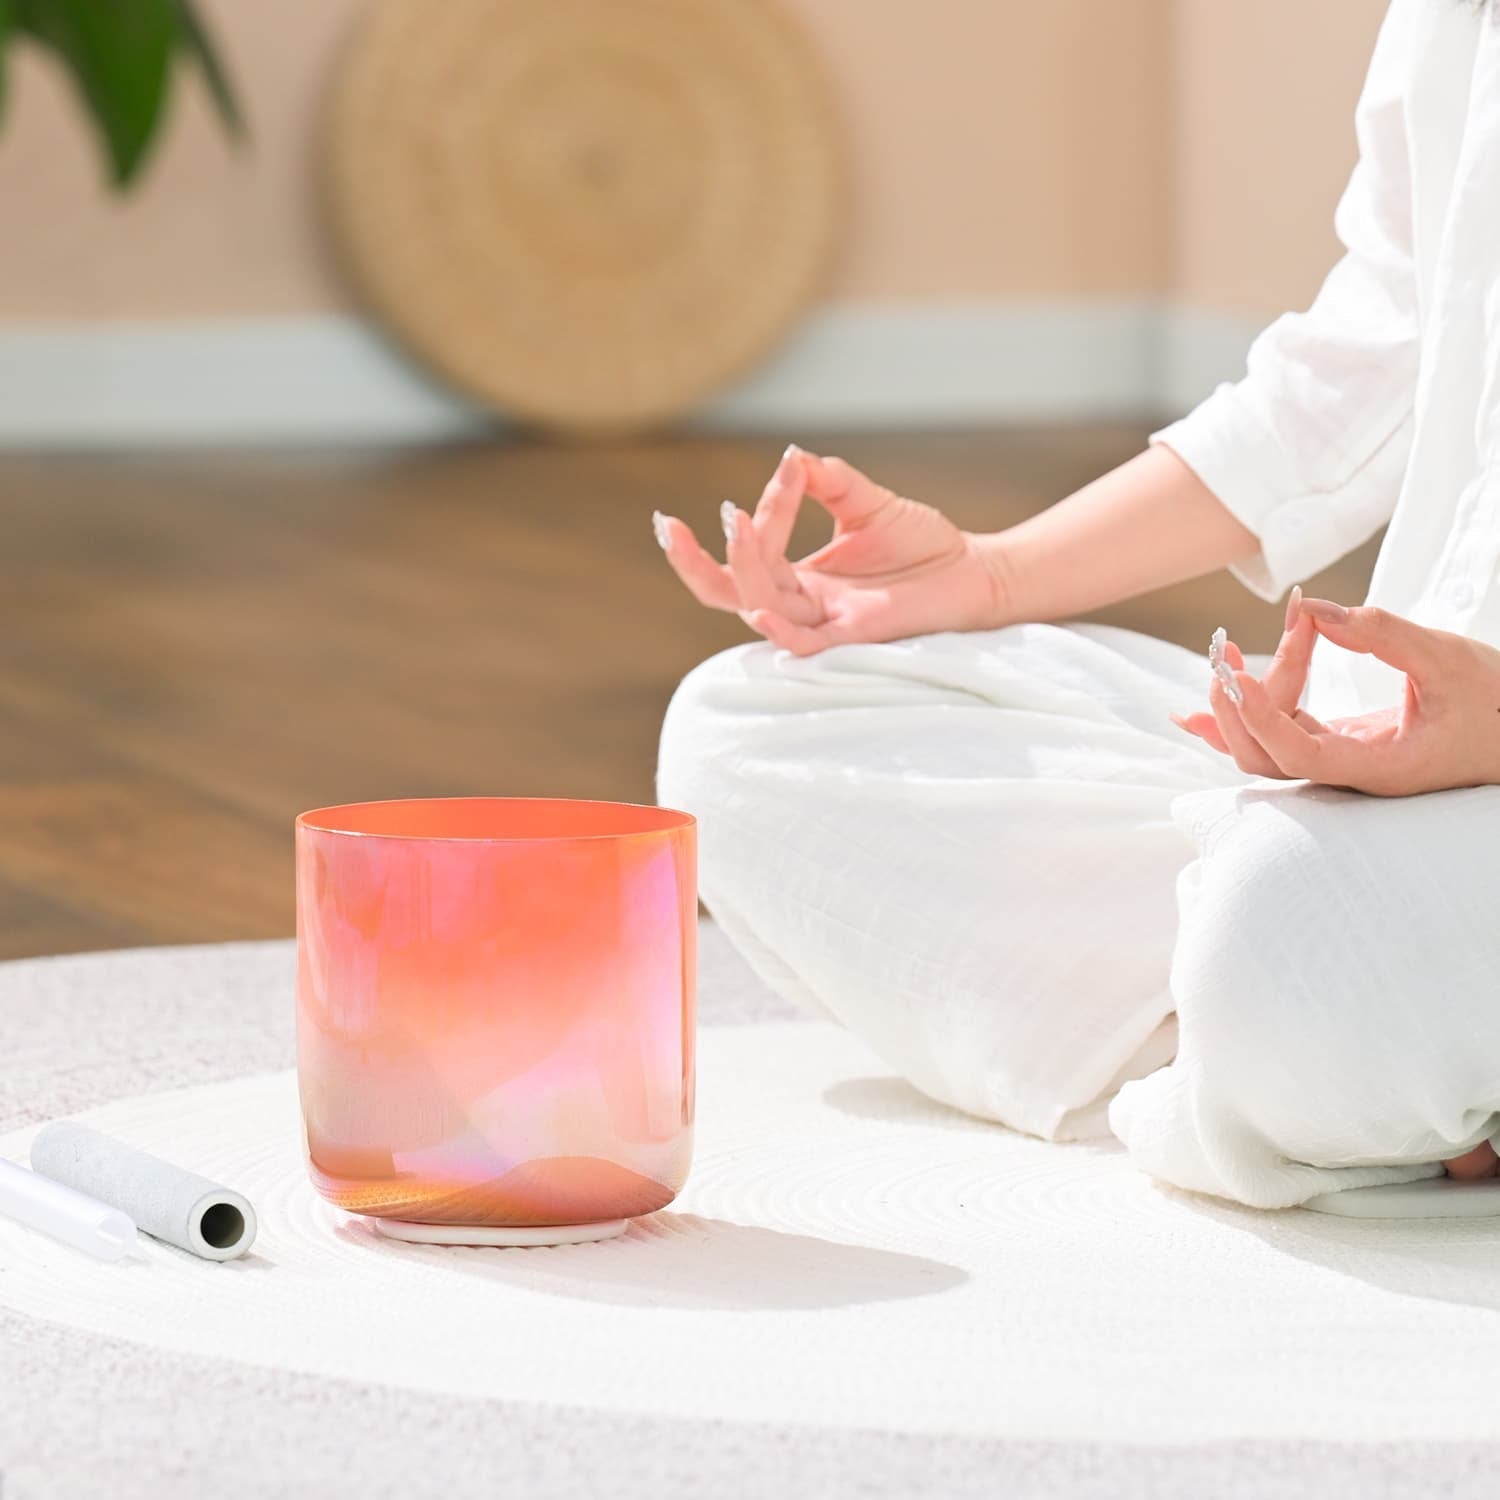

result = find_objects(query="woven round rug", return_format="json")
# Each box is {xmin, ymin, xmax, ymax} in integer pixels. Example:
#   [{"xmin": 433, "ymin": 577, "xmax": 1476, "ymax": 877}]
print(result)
[
  {"xmin": 6, "ymin": 923, "xmax": 1500, "ymax": 1498},
  {"xmin": 323, "ymin": 0, "xmax": 846, "ymax": 436}
]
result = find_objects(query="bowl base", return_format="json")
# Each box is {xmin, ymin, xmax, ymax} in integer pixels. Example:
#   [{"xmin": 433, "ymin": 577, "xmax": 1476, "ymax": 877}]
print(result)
[{"xmin": 370, "ymin": 1216, "xmax": 631, "ymax": 1247}]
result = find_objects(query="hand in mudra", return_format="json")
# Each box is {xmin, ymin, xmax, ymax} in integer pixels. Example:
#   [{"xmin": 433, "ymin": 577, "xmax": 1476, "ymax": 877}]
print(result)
[
  {"xmin": 1174, "ymin": 590, "xmax": 1500, "ymax": 798},
  {"xmin": 653, "ymin": 446, "xmax": 1002, "ymax": 654}
]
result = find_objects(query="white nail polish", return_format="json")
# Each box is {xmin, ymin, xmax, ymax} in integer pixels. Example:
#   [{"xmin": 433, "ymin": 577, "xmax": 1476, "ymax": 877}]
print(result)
[
  {"xmin": 1208, "ymin": 626, "xmax": 1227, "ymax": 671},
  {"xmin": 1214, "ymin": 660, "xmax": 1243, "ymax": 704},
  {"xmin": 720, "ymin": 499, "xmax": 738, "ymax": 544},
  {"xmin": 652, "ymin": 510, "xmax": 672, "ymax": 551}
]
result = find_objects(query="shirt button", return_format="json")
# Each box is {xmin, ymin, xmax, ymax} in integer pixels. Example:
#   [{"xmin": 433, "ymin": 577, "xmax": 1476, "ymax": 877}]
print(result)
[{"xmin": 1446, "ymin": 579, "xmax": 1476, "ymax": 610}]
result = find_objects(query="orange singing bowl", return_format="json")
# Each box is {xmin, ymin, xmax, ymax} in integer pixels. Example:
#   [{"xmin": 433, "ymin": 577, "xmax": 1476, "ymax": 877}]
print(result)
[{"xmin": 295, "ymin": 798, "xmax": 696, "ymax": 1246}]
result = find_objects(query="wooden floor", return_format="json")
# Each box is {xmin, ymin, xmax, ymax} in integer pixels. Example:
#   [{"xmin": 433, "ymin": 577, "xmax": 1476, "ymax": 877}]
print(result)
[{"xmin": 1, "ymin": 426, "xmax": 1380, "ymax": 960}]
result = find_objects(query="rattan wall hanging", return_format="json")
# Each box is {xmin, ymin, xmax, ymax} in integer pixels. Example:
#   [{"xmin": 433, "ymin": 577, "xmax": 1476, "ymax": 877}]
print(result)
[{"xmin": 323, "ymin": 0, "xmax": 847, "ymax": 436}]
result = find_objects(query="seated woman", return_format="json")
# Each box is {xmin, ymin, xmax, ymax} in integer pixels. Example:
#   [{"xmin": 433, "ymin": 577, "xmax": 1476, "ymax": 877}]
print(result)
[{"xmin": 651, "ymin": 0, "xmax": 1500, "ymax": 1208}]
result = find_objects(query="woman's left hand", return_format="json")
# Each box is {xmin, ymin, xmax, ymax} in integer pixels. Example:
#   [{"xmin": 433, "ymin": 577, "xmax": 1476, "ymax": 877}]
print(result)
[{"xmin": 1174, "ymin": 596, "xmax": 1500, "ymax": 797}]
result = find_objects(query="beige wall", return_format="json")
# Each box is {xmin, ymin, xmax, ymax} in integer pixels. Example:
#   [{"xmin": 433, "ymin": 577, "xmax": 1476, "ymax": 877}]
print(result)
[
  {"xmin": 791, "ymin": 0, "xmax": 1168, "ymax": 301},
  {"xmin": 1172, "ymin": 0, "xmax": 1388, "ymax": 319},
  {"xmin": 0, "ymin": 0, "xmax": 1383, "ymax": 324}
]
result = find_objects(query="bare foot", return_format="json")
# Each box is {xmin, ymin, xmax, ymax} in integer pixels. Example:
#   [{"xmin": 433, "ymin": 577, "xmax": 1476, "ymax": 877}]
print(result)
[{"xmin": 1443, "ymin": 1140, "xmax": 1500, "ymax": 1180}]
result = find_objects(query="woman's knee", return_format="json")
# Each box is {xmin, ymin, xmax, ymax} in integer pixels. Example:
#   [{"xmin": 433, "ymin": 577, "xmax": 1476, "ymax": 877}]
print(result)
[
  {"xmin": 657, "ymin": 635, "xmax": 892, "ymax": 807},
  {"xmin": 1172, "ymin": 792, "xmax": 1393, "ymax": 1065},
  {"xmin": 657, "ymin": 639, "xmax": 823, "ymax": 915},
  {"xmin": 1170, "ymin": 785, "xmax": 1500, "ymax": 1128},
  {"xmin": 1113, "ymin": 786, "xmax": 1500, "ymax": 1200},
  {"xmin": 655, "ymin": 641, "xmax": 771, "ymax": 807}
]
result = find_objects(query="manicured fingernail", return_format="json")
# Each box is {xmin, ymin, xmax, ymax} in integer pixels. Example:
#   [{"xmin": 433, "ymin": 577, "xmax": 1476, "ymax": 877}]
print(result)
[
  {"xmin": 1208, "ymin": 625, "xmax": 1226, "ymax": 670},
  {"xmin": 1214, "ymin": 661, "xmax": 1243, "ymax": 704},
  {"xmin": 1284, "ymin": 584, "xmax": 1303, "ymax": 632},
  {"xmin": 720, "ymin": 499, "xmax": 738, "ymax": 544},
  {"xmin": 652, "ymin": 510, "xmax": 673, "ymax": 551},
  {"xmin": 1300, "ymin": 597, "xmax": 1348, "ymax": 623},
  {"xmin": 781, "ymin": 443, "xmax": 802, "ymax": 467},
  {"xmin": 1169, "ymin": 713, "xmax": 1193, "ymax": 733}
]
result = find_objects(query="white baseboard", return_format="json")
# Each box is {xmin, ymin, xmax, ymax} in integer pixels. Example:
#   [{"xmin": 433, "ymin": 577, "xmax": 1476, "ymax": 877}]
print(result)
[
  {"xmin": 0, "ymin": 320, "xmax": 494, "ymax": 447},
  {"xmin": 1157, "ymin": 304, "xmax": 1261, "ymax": 415},
  {"xmin": 692, "ymin": 301, "xmax": 1160, "ymax": 431},
  {"xmin": 0, "ymin": 302, "xmax": 1262, "ymax": 448}
]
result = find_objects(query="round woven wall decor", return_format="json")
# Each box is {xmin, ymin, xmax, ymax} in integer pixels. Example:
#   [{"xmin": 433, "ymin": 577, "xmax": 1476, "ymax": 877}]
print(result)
[{"xmin": 323, "ymin": 0, "xmax": 846, "ymax": 436}]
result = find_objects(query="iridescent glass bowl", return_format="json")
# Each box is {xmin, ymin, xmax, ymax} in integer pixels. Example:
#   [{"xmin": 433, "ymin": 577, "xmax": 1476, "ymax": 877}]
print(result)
[{"xmin": 295, "ymin": 797, "xmax": 696, "ymax": 1246}]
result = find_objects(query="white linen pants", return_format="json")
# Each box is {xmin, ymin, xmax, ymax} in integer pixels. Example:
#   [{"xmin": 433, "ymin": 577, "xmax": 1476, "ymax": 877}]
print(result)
[{"xmin": 656, "ymin": 623, "xmax": 1500, "ymax": 1208}]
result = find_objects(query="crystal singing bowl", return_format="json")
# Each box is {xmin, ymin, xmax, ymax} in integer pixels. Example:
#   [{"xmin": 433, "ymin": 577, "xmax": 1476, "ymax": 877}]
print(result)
[{"xmin": 295, "ymin": 798, "xmax": 697, "ymax": 1243}]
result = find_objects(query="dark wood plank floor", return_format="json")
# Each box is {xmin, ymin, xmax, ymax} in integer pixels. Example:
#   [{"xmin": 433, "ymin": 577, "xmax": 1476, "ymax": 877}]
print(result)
[{"xmin": 1, "ymin": 427, "xmax": 1380, "ymax": 959}]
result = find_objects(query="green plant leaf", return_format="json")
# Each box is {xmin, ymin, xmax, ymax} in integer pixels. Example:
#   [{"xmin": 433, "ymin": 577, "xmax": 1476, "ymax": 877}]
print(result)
[
  {"xmin": 14, "ymin": 0, "xmax": 177, "ymax": 186},
  {"xmin": 172, "ymin": 0, "xmax": 242, "ymax": 139},
  {"xmin": 0, "ymin": 0, "xmax": 12, "ymax": 126}
]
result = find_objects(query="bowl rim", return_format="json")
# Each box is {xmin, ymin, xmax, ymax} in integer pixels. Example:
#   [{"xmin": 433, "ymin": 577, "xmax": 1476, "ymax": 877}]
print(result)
[{"xmin": 295, "ymin": 795, "xmax": 696, "ymax": 844}]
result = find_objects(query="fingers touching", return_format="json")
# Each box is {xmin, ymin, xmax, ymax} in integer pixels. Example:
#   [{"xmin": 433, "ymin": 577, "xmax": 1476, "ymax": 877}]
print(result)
[
  {"xmin": 1166, "ymin": 592, "xmax": 1455, "ymax": 793},
  {"xmin": 799, "ymin": 453, "xmax": 895, "ymax": 526},
  {"xmin": 652, "ymin": 446, "xmax": 837, "ymax": 635},
  {"xmin": 1180, "ymin": 645, "xmax": 1381, "ymax": 788}
]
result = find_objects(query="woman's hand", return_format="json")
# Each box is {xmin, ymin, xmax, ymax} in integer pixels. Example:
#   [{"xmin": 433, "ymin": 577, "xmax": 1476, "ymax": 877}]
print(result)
[
  {"xmin": 1171, "ymin": 586, "xmax": 1322, "ymax": 770},
  {"xmin": 652, "ymin": 446, "xmax": 1006, "ymax": 654},
  {"xmin": 1174, "ymin": 593, "xmax": 1500, "ymax": 797}
]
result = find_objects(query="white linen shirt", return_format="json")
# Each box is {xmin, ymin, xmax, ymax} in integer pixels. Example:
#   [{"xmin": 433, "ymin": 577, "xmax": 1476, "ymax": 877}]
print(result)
[{"xmin": 1153, "ymin": 0, "xmax": 1500, "ymax": 719}]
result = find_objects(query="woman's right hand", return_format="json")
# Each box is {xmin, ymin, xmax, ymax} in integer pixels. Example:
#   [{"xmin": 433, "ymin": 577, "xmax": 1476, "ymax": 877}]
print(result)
[{"xmin": 653, "ymin": 446, "xmax": 1008, "ymax": 655}]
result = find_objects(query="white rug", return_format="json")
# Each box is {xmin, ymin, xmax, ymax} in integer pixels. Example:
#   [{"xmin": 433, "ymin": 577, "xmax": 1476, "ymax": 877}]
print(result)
[{"xmin": 3, "ymin": 924, "xmax": 1500, "ymax": 1498}]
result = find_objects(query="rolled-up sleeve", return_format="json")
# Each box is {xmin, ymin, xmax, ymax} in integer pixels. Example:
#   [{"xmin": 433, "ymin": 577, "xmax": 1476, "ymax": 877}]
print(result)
[{"xmin": 1152, "ymin": 1, "xmax": 1420, "ymax": 602}]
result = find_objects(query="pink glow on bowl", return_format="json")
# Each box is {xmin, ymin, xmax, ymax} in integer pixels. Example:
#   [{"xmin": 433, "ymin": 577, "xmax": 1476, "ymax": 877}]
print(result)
[{"xmin": 295, "ymin": 797, "xmax": 696, "ymax": 1228}]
